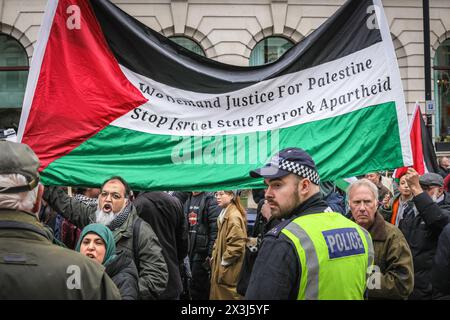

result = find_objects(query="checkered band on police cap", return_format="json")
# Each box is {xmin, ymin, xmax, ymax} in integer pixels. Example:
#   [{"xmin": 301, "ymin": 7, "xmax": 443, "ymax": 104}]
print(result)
[
  {"xmin": 249, "ymin": 147, "xmax": 320, "ymax": 183},
  {"xmin": 277, "ymin": 158, "xmax": 320, "ymax": 185}
]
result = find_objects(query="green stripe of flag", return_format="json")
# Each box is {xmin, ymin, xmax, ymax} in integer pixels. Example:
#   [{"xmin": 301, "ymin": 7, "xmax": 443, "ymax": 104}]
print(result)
[{"xmin": 42, "ymin": 101, "xmax": 403, "ymax": 191}]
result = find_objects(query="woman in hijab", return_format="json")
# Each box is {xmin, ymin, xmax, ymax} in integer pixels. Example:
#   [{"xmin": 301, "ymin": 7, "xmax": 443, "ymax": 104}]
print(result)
[{"xmin": 76, "ymin": 223, "xmax": 139, "ymax": 300}]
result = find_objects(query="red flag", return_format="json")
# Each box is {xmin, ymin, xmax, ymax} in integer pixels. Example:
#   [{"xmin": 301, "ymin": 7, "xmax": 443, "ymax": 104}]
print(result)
[
  {"xmin": 18, "ymin": 0, "xmax": 147, "ymax": 172},
  {"xmin": 394, "ymin": 104, "xmax": 438, "ymax": 178}
]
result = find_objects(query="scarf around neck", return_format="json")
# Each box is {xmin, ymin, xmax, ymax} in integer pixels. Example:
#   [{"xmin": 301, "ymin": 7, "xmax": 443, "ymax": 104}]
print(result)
[{"xmin": 108, "ymin": 202, "xmax": 132, "ymax": 231}]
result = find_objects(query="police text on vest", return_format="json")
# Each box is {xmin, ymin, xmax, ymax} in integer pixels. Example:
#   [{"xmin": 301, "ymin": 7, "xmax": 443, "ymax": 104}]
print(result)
[{"xmin": 322, "ymin": 228, "xmax": 365, "ymax": 259}]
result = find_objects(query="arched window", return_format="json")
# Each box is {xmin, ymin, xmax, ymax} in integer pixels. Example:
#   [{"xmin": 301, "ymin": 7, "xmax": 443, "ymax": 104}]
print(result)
[
  {"xmin": 434, "ymin": 39, "xmax": 450, "ymax": 144},
  {"xmin": 0, "ymin": 34, "xmax": 29, "ymax": 130},
  {"xmin": 249, "ymin": 36, "xmax": 294, "ymax": 66},
  {"xmin": 169, "ymin": 36, "xmax": 205, "ymax": 56}
]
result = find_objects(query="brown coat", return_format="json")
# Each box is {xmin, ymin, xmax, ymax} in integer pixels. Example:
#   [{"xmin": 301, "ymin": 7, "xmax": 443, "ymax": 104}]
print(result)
[
  {"xmin": 210, "ymin": 204, "xmax": 247, "ymax": 300},
  {"xmin": 367, "ymin": 212, "xmax": 414, "ymax": 299}
]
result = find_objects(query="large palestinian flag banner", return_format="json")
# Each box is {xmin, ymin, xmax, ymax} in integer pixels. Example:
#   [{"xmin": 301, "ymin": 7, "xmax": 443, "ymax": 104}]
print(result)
[{"xmin": 18, "ymin": 0, "xmax": 412, "ymax": 191}]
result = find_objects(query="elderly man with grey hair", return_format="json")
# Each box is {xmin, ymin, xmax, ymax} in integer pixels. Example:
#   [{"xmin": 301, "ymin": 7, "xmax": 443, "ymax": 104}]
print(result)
[
  {"xmin": 348, "ymin": 178, "xmax": 414, "ymax": 300},
  {"xmin": 0, "ymin": 141, "xmax": 120, "ymax": 299}
]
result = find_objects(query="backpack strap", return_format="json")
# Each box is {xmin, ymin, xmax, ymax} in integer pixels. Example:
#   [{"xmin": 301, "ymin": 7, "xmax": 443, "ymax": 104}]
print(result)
[{"xmin": 132, "ymin": 217, "xmax": 143, "ymax": 271}]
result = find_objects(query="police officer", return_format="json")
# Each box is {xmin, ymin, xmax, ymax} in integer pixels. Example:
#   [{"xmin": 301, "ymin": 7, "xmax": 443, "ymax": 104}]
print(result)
[
  {"xmin": 245, "ymin": 147, "xmax": 373, "ymax": 300},
  {"xmin": 0, "ymin": 141, "xmax": 120, "ymax": 299}
]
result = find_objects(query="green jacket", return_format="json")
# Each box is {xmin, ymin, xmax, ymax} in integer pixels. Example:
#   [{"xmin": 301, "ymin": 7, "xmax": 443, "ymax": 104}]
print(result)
[
  {"xmin": 0, "ymin": 209, "xmax": 121, "ymax": 300},
  {"xmin": 367, "ymin": 212, "xmax": 414, "ymax": 300},
  {"xmin": 43, "ymin": 186, "xmax": 168, "ymax": 299}
]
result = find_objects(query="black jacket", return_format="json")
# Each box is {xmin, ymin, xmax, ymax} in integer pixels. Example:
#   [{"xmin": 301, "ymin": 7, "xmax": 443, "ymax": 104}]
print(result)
[
  {"xmin": 106, "ymin": 251, "xmax": 139, "ymax": 300},
  {"xmin": 183, "ymin": 192, "xmax": 221, "ymax": 260},
  {"xmin": 437, "ymin": 166, "xmax": 450, "ymax": 179},
  {"xmin": 236, "ymin": 199, "xmax": 280, "ymax": 296},
  {"xmin": 432, "ymin": 224, "xmax": 450, "ymax": 299},
  {"xmin": 252, "ymin": 199, "xmax": 281, "ymax": 238},
  {"xmin": 438, "ymin": 192, "xmax": 450, "ymax": 207},
  {"xmin": 399, "ymin": 192, "xmax": 450, "ymax": 300},
  {"xmin": 134, "ymin": 192, "xmax": 188, "ymax": 300},
  {"xmin": 245, "ymin": 193, "xmax": 329, "ymax": 300}
]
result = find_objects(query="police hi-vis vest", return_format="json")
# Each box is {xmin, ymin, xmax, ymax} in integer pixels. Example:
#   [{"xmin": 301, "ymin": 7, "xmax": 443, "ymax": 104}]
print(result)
[{"xmin": 282, "ymin": 212, "xmax": 374, "ymax": 300}]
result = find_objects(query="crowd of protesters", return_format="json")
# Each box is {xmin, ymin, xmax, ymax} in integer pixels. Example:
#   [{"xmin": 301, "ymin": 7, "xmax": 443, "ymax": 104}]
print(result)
[{"xmin": 2, "ymin": 139, "xmax": 450, "ymax": 300}]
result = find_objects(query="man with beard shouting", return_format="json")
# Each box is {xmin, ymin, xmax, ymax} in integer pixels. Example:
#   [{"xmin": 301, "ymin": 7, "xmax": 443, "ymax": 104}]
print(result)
[
  {"xmin": 43, "ymin": 176, "xmax": 168, "ymax": 300},
  {"xmin": 245, "ymin": 148, "xmax": 373, "ymax": 300}
]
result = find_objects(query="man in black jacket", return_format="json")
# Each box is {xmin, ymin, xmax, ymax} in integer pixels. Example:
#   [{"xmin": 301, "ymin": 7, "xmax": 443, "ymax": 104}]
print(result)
[
  {"xmin": 432, "ymin": 223, "xmax": 450, "ymax": 299},
  {"xmin": 401, "ymin": 169, "xmax": 450, "ymax": 300},
  {"xmin": 134, "ymin": 191, "xmax": 188, "ymax": 300},
  {"xmin": 183, "ymin": 192, "xmax": 221, "ymax": 300}
]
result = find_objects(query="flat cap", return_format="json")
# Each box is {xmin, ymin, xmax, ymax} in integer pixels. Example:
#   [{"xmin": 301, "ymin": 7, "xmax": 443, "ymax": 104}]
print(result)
[
  {"xmin": 0, "ymin": 141, "xmax": 40, "ymax": 193},
  {"xmin": 419, "ymin": 172, "xmax": 444, "ymax": 187}
]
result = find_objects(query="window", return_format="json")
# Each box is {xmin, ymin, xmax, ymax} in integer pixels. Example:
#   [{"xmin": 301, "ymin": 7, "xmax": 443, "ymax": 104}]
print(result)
[
  {"xmin": 169, "ymin": 36, "xmax": 205, "ymax": 56},
  {"xmin": 434, "ymin": 39, "xmax": 450, "ymax": 143},
  {"xmin": 249, "ymin": 36, "xmax": 294, "ymax": 66},
  {"xmin": 0, "ymin": 34, "xmax": 29, "ymax": 130}
]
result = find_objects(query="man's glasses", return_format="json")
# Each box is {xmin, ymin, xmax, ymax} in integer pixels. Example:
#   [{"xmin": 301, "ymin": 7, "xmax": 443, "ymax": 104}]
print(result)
[{"xmin": 100, "ymin": 191, "xmax": 124, "ymax": 200}]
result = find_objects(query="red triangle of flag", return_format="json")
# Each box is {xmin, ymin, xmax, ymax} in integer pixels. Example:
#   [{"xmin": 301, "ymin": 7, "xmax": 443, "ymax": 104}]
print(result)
[{"xmin": 22, "ymin": 0, "xmax": 147, "ymax": 171}]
